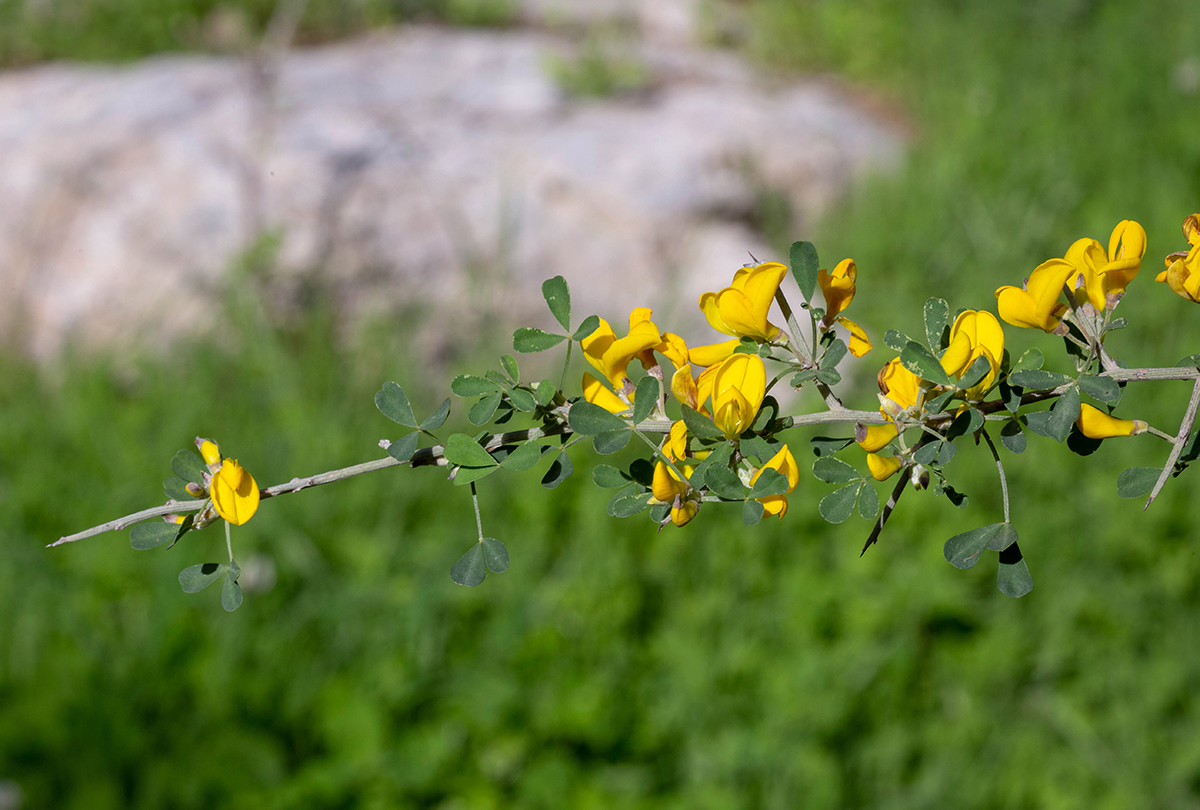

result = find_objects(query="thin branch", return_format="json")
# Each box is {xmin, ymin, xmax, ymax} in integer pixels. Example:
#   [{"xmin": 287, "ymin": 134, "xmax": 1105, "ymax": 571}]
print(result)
[
  {"xmin": 980, "ymin": 429, "xmax": 1010, "ymax": 524},
  {"xmin": 1145, "ymin": 377, "xmax": 1200, "ymax": 510},
  {"xmin": 773, "ymin": 289, "xmax": 812, "ymax": 365}
]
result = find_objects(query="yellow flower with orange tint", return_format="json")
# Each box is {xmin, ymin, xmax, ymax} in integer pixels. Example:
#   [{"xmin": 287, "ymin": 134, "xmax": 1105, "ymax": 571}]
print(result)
[
  {"xmin": 856, "ymin": 358, "xmax": 921, "ymax": 454},
  {"xmin": 836, "ymin": 316, "xmax": 872, "ymax": 358},
  {"xmin": 818, "ymin": 258, "xmax": 857, "ymax": 324},
  {"xmin": 698, "ymin": 262, "xmax": 787, "ymax": 341},
  {"xmin": 750, "ymin": 445, "xmax": 800, "ymax": 518},
  {"xmin": 1076, "ymin": 403, "xmax": 1147, "ymax": 439},
  {"xmin": 1157, "ymin": 213, "xmax": 1200, "ymax": 303},
  {"xmin": 995, "ymin": 258, "xmax": 1075, "ymax": 332},
  {"xmin": 210, "ymin": 458, "xmax": 260, "ymax": 526}
]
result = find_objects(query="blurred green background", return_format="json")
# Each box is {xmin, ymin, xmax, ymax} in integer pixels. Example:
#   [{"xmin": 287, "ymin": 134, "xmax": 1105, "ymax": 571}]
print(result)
[{"xmin": 4, "ymin": 0, "xmax": 1200, "ymax": 807}]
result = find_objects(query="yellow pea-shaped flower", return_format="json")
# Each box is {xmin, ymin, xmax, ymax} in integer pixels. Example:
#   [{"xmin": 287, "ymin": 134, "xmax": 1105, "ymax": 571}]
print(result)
[
  {"xmin": 210, "ymin": 458, "xmax": 260, "ymax": 525},
  {"xmin": 1076, "ymin": 403, "xmax": 1147, "ymax": 440}
]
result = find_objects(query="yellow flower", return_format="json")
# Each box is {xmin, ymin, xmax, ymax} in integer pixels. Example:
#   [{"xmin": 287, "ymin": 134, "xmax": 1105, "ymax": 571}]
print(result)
[
  {"xmin": 582, "ymin": 310, "xmax": 663, "ymax": 389},
  {"xmin": 818, "ymin": 258, "xmax": 857, "ymax": 324},
  {"xmin": 582, "ymin": 373, "xmax": 629, "ymax": 414},
  {"xmin": 698, "ymin": 262, "xmax": 787, "ymax": 341},
  {"xmin": 837, "ymin": 316, "xmax": 872, "ymax": 357},
  {"xmin": 939, "ymin": 310, "xmax": 1004, "ymax": 399},
  {"xmin": 866, "ymin": 453, "xmax": 903, "ymax": 481},
  {"xmin": 1064, "ymin": 220, "xmax": 1147, "ymax": 310},
  {"xmin": 198, "ymin": 439, "xmax": 221, "ymax": 469},
  {"xmin": 1076, "ymin": 403, "xmax": 1147, "ymax": 439},
  {"xmin": 857, "ymin": 358, "xmax": 920, "ymax": 453},
  {"xmin": 750, "ymin": 445, "xmax": 799, "ymax": 518},
  {"xmin": 688, "ymin": 339, "xmax": 740, "ymax": 368},
  {"xmin": 995, "ymin": 258, "xmax": 1075, "ymax": 332},
  {"xmin": 652, "ymin": 460, "xmax": 698, "ymax": 527},
  {"xmin": 706, "ymin": 354, "xmax": 767, "ymax": 439},
  {"xmin": 210, "ymin": 458, "xmax": 260, "ymax": 526},
  {"xmin": 663, "ymin": 420, "xmax": 689, "ymax": 462},
  {"xmin": 1156, "ymin": 214, "xmax": 1200, "ymax": 303}
]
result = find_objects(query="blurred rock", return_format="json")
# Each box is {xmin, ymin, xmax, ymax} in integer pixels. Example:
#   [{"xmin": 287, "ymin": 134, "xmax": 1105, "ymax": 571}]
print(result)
[{"xmin": 0, "ymin": 23, "xmax": 902, "ymax": 361}]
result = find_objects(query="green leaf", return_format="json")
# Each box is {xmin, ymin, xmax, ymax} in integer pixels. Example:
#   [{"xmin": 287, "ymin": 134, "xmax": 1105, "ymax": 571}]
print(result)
[
  {"xmin": 999, "ymin": 420, "xmax": 1026, "ymax": 454},
  {"xmin": 1000, "ymin": 380, "xmax": 1022, "ymax": 414},
  {"xmin": 568, "ymin": 401, "xmax": 629, "ymax": 434},
  {"xmin": 821, "ymin": 339, "xmax": 848, "ymax": 370},
  {"xmin": 943, "ymin": 523, "xmax": 1003, "ymax": 570},
  {"xmin": 819, "ymin": 482, "xmax": 860, "ymax": 524},
  {"xmin": 453, "ymin": 465, "xmax": 500, "ymax": 486},
  {"xmin": 679, "ymin": 405, "xmax": 725, "ymax": 440},
  {"xmin": 481, "ymin": 537, "xmax": 510, "ymax": 573},
  {"xmin": 375, "ymin": 381, "xmax": 418, "ymax": 428},
  {"xmin": 444, "ymin": 434, "xmax": 498, "ymax": 468},
  {"xmin": 592, "ymin": 464, "xmax": 630, "ymax": 488},
  {"xmin": 534, "ymin": 380, "xmax": 557, "ymax": 407},
  {"xmin": 748, "ymin": 468, "xmax": 789, "ymax": 499},
  {"xmin": 946, "ymin": 407, "xmax": 984, "ymax": 440},
  {"xmin": 628, "ymin": 458, "xmax": 655, "ymax": 487},
  {"xmin": 593, "ymin": 430, "xmax": 632, "ymax": 455},
  {"xmin": 923, "ymin": 389, "xmax": 956, "ymax": 415},
  {"xmin": 739, "ymin": 435, "xmax": 776, "ymax": 464},
  {"xmin": 542, "ymin": 276, "xmax": 571, "ymax": 330},
  {"xmin": 607, "ymin": 484, "xmax": 651, "ymax": 517},
  {"xmin": 1176, "ymin": 352, "xmax": 1200, "ymax": 369},
  {"xmin": 541, "ymin": 452, "xmax": 573, "ymax": 488},
  {"xmin": 1008, "ymin": 368, "xmax": 1072, "ymax": 390},
  {"xmin": 469, "ymin": 391, "xmax": 503, "ymax": 425},
  {"xmin": 451, "ymin": 374, "xmax": 503, "ymax": 397},
  {"xmin": 812, "ymin": 456, "xmax": 860, "ymax": 484},
  {"xmin": 131, "ymin": 522, "xmax": 181, "ymax": 551},
  {"xmin": 632, "ymin": 377, "xmax": 659, "ymax": 425},
  {"xmin": 957, "ymin": 355, "xmax": 993, "ymax": 392},
  {"xmin": 508, "ymin": 387, "xmax": 537, "ymax": 413},
  {"xmin": 1106, "ymin": 317, "xmax": 1128, "ymax": 332},
  {"xmin": 742, "ymin": 499, "xmax": 765, "ymax": 525},
  {"xmin": 163, "ymin": 476, "xmax": 197, "ymax": 501},
  {"xmin": 571, "ymin": 315, "xmax": 601, "ymax": 342},
  {"xmin": 858, "ymin": 482, "xmax": 879, "ymax": 520},
  {"xmin": 501, "ymin": 354, "xmax": 520, "ymax": 383},
  {"xmin": 1066, "ymin": 429, "xmax": 1103, "ymax": 456},
  {"xmin": 987, "ymin": 523, "xmax": 1018, "ymax": 552},
  {"xmin": 997, "ymin": 542, "xmax": 1034, "ymax": 597},
  {"xmin": 513, "ymin": 327, "xmax": 566, "ymax": 353},
  {"xmin": 1023, "ymin": 411, "xmax": 1052, "ymax": 437},
  {"xmin": 170, "ymin": 449, "xmax": 207, "ymax": 485},
  {"xmin": 901, "ymin": 341, "xmax": 952, "ymax": 386},
  {"xmin": 704, "ymin": 465, "xmax": 747, "ymax": 500},
  {"xmin": 387, "ymin": 432, "xmax": 420, "ymax": 462},
  {"xmin": 450, "ymin": 544, "xmax": 487, "ymax": 586},
  {"xmin": 649, "ymin": 503, "xmax": 671, "ymax": 523},
  {"xmin": 814, "ymin": 368, "xmax": 842, "ymax": 386},
  {"xmin": 789, "ymin": 240, "xmax": 819, "ymax": 302},
  {"xmin": 221, "ymin": 572, "xmax": 243, "ymax": 612},
  {"xmin": 420, "ymin": 398, "xmax": 451, "ymax": 431},
  {"xmin": 1012, "ymin": 348, "xmax": 1044, "ymax": 373},
  {"xmin": 1117, "ymin": 466, "xmax": 1160, "ymax": 499},
  {"xmin": 179, "ymin": 563, "xmax": 228, "ymax": 593},
  {"xmin": 913, "ymin": 441, "xmax": 941, "ymax": 466},
  {"xmin": 938, "ymin": 441, "xmax": 957, "ymax": 466},
  {"xmin": 499, "ymin": 441, "xmax": 542, "ymax": 471},
  {"xmin": 790, "ymin": 370, "xmax": 816, "ymax": 387},
  {"xmin": 688, "ymin": 442, "xmax": 732, "ymax": 489},
  {"xmin": 810, "ymin": 436, "xmax": 854, "ymax": 457},
  {"xmin": 1044, "ymin": 386, "xmax": 1080, "ymax": 443},
  {"xmin": 924, "ymin": 297, "xmax": 950, "ymax": 352},
  {"xmin": 1079, "ymin": 374, "xmax": 1121, "ymax": 403},
  {"xmin": 884, "ymin": 329, "xmax": 913, "ymax": 353}
]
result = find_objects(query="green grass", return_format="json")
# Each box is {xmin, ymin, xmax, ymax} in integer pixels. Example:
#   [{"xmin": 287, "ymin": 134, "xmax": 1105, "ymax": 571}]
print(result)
[{"xmin": 6, "ymin": 0, "xmax": 1200, "ymax": 806}]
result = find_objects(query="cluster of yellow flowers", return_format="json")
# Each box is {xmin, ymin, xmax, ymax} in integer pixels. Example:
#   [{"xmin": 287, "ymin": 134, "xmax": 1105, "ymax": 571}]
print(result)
[{"xmin": 579, "ymin": 258, "xmax": 866, "ymax": 527}]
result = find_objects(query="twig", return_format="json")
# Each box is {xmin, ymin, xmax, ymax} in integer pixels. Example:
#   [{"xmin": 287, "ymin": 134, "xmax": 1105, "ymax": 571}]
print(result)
[
  {"xmin": 1144, "ymin": 377, "xmax": 1200, "ymax": 510},
  {"xmin": 980, "ymin": 429, "xmax": 1010, "ymax": 524}
]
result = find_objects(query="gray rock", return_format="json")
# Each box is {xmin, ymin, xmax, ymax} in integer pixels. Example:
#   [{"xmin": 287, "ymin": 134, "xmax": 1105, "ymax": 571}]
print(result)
[{"xmin": 0, "ymin": 24, "xmax": 902, "ymax": 361}]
